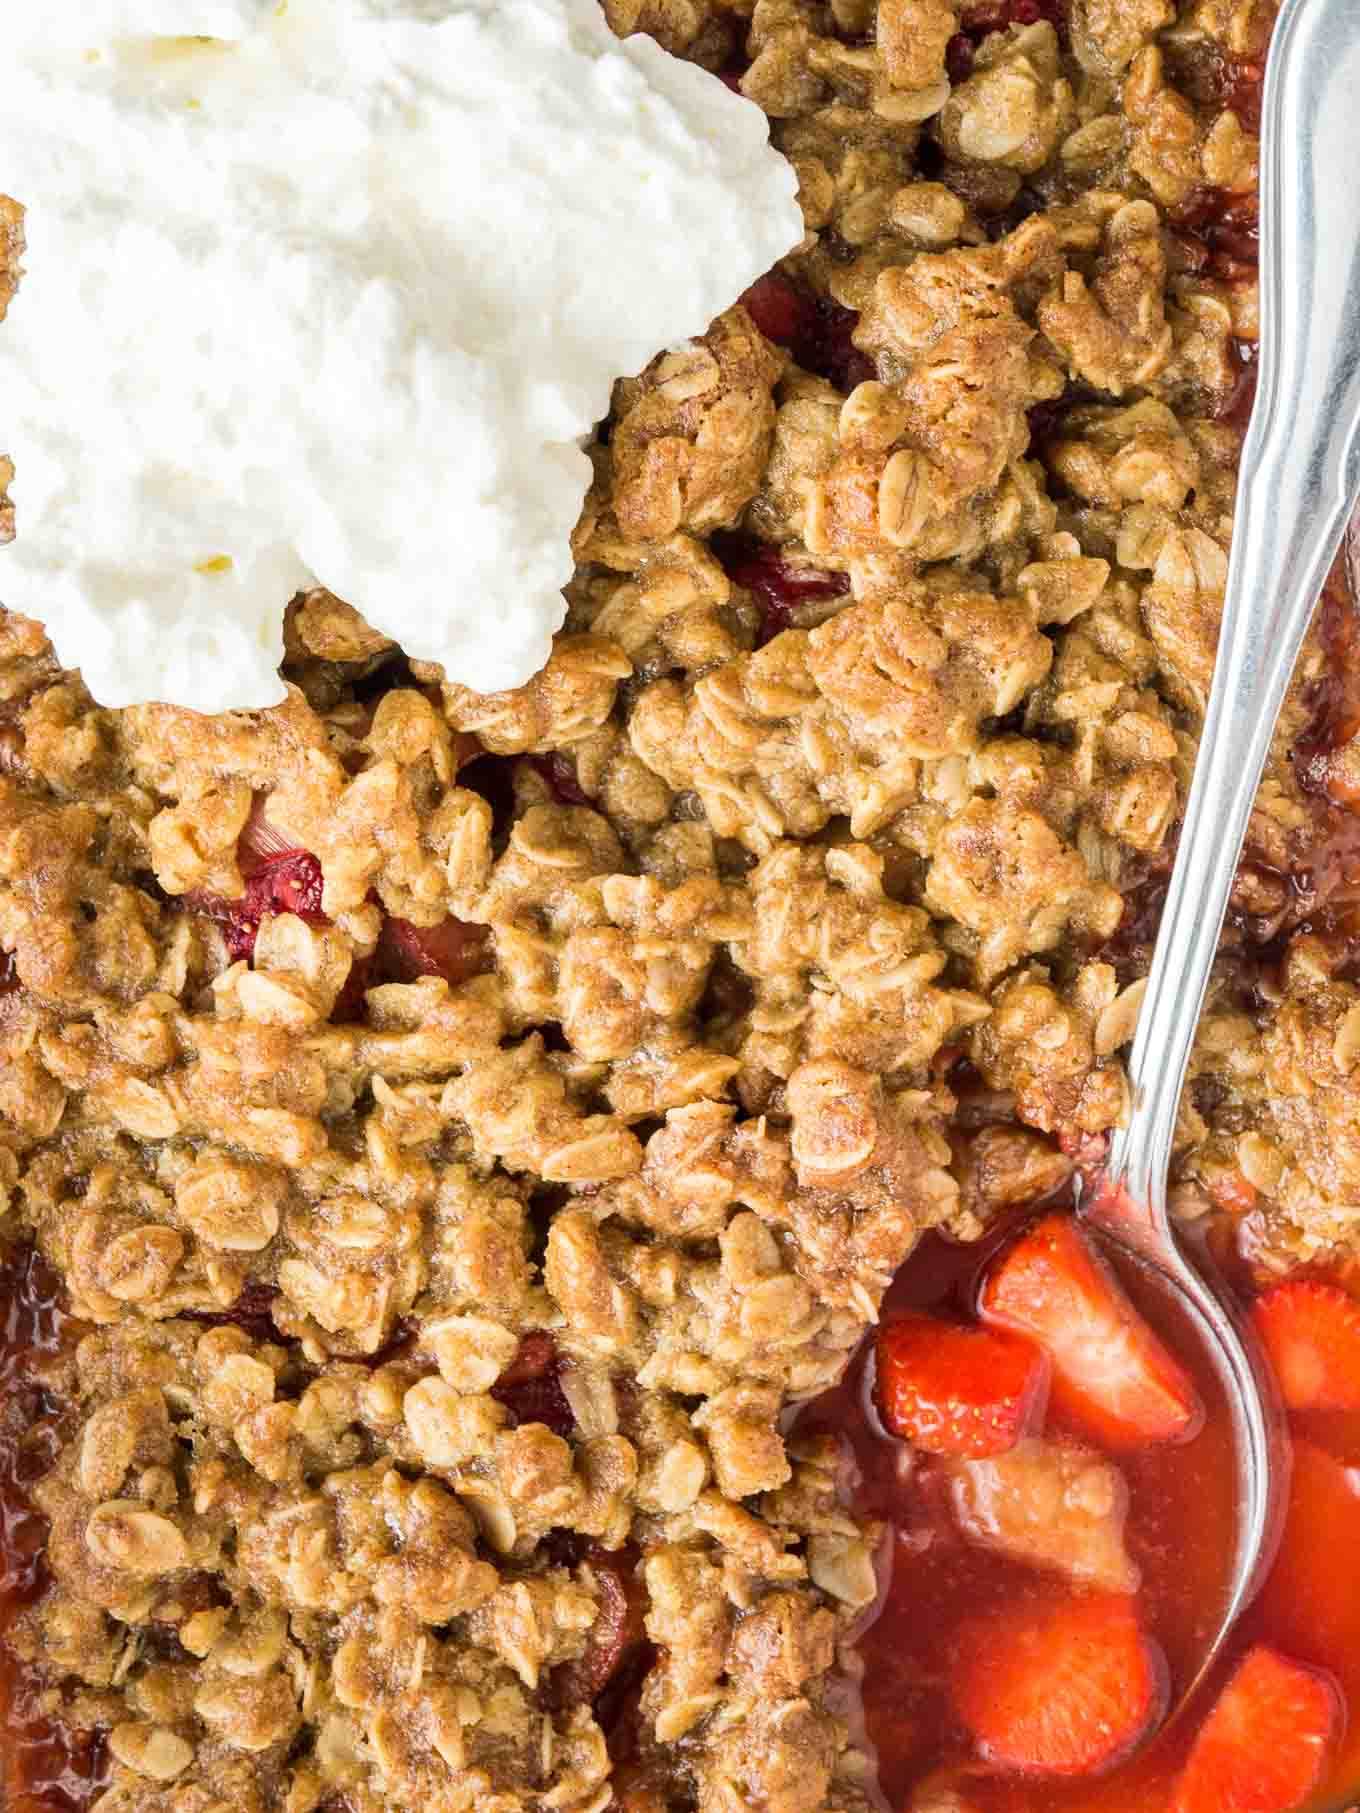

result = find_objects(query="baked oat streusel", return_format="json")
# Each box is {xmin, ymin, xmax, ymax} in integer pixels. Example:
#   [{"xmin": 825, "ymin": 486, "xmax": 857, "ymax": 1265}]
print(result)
[{"xmin": 2, "ymin": 0, "xmax": 1351, "ymax": 1809}]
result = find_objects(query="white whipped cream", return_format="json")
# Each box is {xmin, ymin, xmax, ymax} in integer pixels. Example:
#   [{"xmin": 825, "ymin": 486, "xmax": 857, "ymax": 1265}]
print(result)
[
  {"xmin": 10, "ymin": 3, "xmax": 272, "ymax": 42},
  {"xmin": 0, "ymin": 0, "xmax": 800, "ymax": 710}
]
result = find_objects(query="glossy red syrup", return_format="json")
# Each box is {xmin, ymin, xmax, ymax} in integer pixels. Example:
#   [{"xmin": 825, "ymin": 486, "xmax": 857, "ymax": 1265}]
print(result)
[{"xmin": 795, "ymin": 1213, "xmax": 1360, "ymax": 1812}]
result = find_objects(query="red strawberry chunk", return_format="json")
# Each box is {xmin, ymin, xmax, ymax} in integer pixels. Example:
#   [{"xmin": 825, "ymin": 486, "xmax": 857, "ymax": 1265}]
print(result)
[
  {"xmin": 185, "ymin": 796, "xmax": 330, "ymax": 962},
  {"xmin": 190, "ymin": 848, "xmax": 327, "ymax": 963},
  {"xmin": 1172, "ymin": 1646, "xmax": 1338, "ymax": 1813},
  {"xmin": 874, "ymin": 1313, "xmax": 1049, "ymax": 1458},
  {"xmin": 953, "ymin": 1590, "xmax": 1165, "ymax": 1776},
  {"xmin": 979, "ymin": 1214, "xmax": 1202, "ymax": 1449},
  {"xmin": 248, "ymin": 849, "xmax": 325, "ymax": 921},
  {"xmin": 375, "ymin": 913, "xmax": 492, "ymax": 988},
  {"xmin": 1251, "ymin": 1278, "xmax": 1360, "ymax": 1412},
  {"xmin": 960, "ymin": 0, "xmax": 1065, "ymax": 35}
]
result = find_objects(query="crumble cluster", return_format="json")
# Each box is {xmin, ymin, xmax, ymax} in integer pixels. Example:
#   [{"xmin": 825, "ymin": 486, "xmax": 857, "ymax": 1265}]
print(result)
[{"xmin": 0, "ymin": 0, "xmax": 1340, "ymax": 1809}]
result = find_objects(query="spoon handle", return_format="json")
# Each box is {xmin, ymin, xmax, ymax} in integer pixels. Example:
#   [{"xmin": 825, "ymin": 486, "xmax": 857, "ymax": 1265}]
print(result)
[{"xmin": 1106, "ymin": 0, "xmax": 1360, "ymax": 1216}]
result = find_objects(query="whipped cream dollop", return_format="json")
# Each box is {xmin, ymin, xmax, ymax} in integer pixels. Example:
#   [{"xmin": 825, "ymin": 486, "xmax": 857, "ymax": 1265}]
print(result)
[{"xmin": 0, "ymin": 0, "xmax": 801, "ymax": 710}]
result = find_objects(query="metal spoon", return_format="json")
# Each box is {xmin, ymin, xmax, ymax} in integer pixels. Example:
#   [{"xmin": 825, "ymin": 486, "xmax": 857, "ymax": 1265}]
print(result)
[{"xmin": 1082, "ymin": 0, "xmax": 1360, "ymax": 1698}]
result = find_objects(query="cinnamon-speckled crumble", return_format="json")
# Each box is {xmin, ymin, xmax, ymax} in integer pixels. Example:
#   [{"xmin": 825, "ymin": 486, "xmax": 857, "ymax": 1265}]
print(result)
[{"xmin": 0, "ymin": 1, "xmax": 1350, "ymax": 1810}]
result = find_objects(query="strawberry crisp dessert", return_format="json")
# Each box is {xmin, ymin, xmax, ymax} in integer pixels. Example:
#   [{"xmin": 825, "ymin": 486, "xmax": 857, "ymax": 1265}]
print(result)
[{"xmin": 3, "ymin": 1, "xmax": 1360, "ymax": 1812}]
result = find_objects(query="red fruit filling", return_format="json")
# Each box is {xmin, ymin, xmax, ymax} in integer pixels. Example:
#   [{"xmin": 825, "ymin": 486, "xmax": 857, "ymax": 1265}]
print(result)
[
  {"xmin": 951, "ymin": 0, "xmax": 1066, "ymax": 68},
  {"xmin": 184, "ymin": 797, "xmax": 328, "ymax": 960},
  {"xmin": 490, "ymin": 1331, "xmax": 575, "ymax": 1437},
  {"xmin": 190, "ymin": 846, "xmax": 326, "ymax": 963},
  {"xmin": 373, "ymin": 913, "xmax": 493, "ymax": 989},
  {"xmin": 530, "ymin": 752, "xmax": 593, "ymax": 807},
  {"xmin": 738, "ymin": 273, "xmax": 875, "ymax": 393},
  {"xmin": 1251, "ymin": 1278, "xmax": 1360, "ymax": 1413},
  {"xmin": 952, "ymin": 1590, "xmax": 1165, "ymax": 1777},
  {"xmin": 1171, "ymin": 188, "xmax": 1260, "ymax": 284},
  {"xmin": 717, "ymin": 537, "xmax": 851, "ymax": 643},
  {"xmin": 0, "ymin": 1245, "xmax": 107, "ymax": 1813},
  {"xmin": 874, "ymin": 1313, "xmax": 1049, "ymax": 1457},
  {"xmin": 1172, "ymin": 1646, "xmax": 1338, "ymax": 1813},
  {"xmin": 980, "ymin": 1213, "xmax": 1203, "ymax": 1448},
  {"xmin": 550, "ymin": 1550, "xmax": 649, "ymax": 1710},
  {"xmin": 183, "ymin": 1281, "xmax": 285, "ymax": 1346}
]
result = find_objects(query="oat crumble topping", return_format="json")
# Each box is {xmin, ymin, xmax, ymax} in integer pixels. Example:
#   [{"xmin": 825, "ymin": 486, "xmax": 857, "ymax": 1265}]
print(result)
[{"xmin": 0, "ymin": 0, "xmax": 1349, "ymax": 1809}]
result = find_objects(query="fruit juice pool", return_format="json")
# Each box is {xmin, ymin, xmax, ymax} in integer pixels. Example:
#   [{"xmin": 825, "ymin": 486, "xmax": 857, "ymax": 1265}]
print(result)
[{"xmin": 791, "ymin": 1213, "xmax": 1360, "ymax": 1813}]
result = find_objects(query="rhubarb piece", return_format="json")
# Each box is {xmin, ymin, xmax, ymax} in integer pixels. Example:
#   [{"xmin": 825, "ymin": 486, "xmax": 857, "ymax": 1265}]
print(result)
[
  {"xmin": 874, "ymin": 1314, "xmax": 1049, "ymax": 1458},
  {"xmin": 945, "ymin": 1437, "xmax": 1140, "ymax": 1594},
  {"xmin": 980, "ymin": 1215, "xmax": 1202, "ymax": 1448},
  {"xmin": 953, "ymin": 1591, "xmax": 1165, "ymax": 1777},
  {"xmin": 1172, "ymin": 1646, "xmax": 1338, "ymax": 1813},
  {"xmin": 1251, "ymin": 1278, "xmax": 1360, "ymax": 1412}
]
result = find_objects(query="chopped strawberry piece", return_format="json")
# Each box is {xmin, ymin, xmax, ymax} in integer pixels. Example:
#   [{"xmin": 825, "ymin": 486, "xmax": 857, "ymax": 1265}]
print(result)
[
  {"xmin": 1172, "ymin": 1646, "xmax": 1338, "ymax": 1813},
  {"xmin": 375, "ymin": 913, "xmax": 492, "ymax": 988},
  {"xmin": 1260, "ymin": 1441, "xmax": 1360, "ymax": 1672},
  {"xmin": 1205, "ymin": 1167, "xmax": 1259, "ymax": 1216},
  {"xmin": 979, "ymin": 1215, "xmax": 1202, "ymax": 1449},
  {"xmin": 185, "ymin": 797, "xmax": 331, "ymax": 962},
  {"xmin": 491, "ymin": 1331, "xmax": 575, "ymax": 1436},
  {"xmin": 874, "ymin": 1313, "xmax": 1048, "ymax": 1458},
  {"xmin": 1251, "ymin": 1278, "xmax": 1360, "ymax": 1412},
  {"xmin": 953, "ymin": 1590, "xmax": 1165, "ymax": 1776},
  {"xmin": 190, "ymin": 848, "xmax": 327, "ymax": 962},
  {"xmin": 249, "ymin": 849, "xmax": 325, "ymax": 920}
]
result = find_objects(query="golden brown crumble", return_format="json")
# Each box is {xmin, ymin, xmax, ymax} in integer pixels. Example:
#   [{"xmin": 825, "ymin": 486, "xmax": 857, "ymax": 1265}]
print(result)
[{"xmin": 0, "ymin": 0, "xmax": 1339, "ymax": 1810}]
